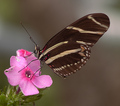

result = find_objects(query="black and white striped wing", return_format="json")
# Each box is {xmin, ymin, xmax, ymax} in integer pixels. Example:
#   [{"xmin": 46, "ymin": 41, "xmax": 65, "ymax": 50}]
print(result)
[{"xmin": 40, "ymin": 13, "xmax": 110, "ymax": 78}]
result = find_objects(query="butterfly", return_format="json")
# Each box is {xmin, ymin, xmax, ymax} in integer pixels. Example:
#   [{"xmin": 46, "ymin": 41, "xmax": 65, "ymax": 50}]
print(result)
[{"xmin": 25, "ymin": 13, "xmax": 110, "ymax": 78}]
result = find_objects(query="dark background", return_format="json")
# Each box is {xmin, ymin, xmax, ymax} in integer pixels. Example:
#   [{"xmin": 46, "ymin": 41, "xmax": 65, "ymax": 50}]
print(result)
[{"xmin": 0, "ymin": 0, "xmax": 120, "ymax": 106}]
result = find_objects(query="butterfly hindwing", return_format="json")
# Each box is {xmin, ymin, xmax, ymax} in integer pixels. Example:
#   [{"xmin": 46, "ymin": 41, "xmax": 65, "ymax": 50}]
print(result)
[{"xmin": 39, "ymin": 13, "xmax": 110, "ymax": 78}]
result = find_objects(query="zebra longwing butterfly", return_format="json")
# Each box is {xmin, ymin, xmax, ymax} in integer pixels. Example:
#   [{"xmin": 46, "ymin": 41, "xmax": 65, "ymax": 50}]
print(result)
[{"xmin": 32, "ymin": 13, "xmax": 110, "ymax": 78}]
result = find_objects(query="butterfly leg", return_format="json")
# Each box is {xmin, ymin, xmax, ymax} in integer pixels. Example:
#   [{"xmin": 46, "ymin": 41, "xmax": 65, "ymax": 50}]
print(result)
[
  {"xmin": 31, "ymin": 67, "xmax": 41, "ymax": 80},
  {"xmin": 18, "ymin": 59, "xmax": 39, "ymax": 72}
]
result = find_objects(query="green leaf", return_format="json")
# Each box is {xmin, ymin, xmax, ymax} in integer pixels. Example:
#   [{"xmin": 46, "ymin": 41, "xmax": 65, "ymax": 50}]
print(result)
[{"xmin": 0, "ymin": 94, "xmax": 7, "ymax": 106}]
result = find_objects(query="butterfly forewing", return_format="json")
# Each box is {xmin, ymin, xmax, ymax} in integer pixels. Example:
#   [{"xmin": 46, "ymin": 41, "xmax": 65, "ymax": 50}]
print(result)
[{"xmin": 39, "ymin": 13, "xmax": 110, "ymax": 78}]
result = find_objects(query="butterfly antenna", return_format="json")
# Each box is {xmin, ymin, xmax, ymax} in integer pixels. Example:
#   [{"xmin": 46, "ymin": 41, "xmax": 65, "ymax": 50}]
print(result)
[{"xmin": 21, "ymin": 22, "xmax": 37, "ymax": 46}]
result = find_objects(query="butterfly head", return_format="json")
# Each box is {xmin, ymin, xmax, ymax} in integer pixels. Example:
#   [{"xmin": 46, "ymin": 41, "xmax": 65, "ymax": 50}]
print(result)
[{"xmin": 34, "ymin": 45, "xmax": 41, "ymax": 58}]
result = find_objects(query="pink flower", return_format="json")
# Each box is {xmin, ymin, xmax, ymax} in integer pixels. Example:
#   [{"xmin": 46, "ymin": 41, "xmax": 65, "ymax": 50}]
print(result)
[{"xmin": 4, "ymin": 49, "xmax": 53, "ymax": 96}]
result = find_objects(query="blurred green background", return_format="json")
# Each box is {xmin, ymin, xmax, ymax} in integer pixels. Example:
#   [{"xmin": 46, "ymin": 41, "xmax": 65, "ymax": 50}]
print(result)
[{"xmin": 0, "ymin": 0, "xmax": 120, "ymax": 106}]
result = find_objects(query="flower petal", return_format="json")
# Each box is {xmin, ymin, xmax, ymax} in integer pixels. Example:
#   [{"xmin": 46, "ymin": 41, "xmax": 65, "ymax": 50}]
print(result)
[
  {"xmin": 32, "ymin": 75, "xmax": 53, "ymax": 88},
  {"xmin": 19, "ymin": 78, "xmax": 39, "ymax": 96},
  {"xmin": 10, "ymin": 56, "xmax": 27, "ymax": 68},
  {"xmin": 16, "ymin": 49, "xmax": 33, "ymax": 57},
  {"xmin": 27, "ymin": 56, "xmax": 40, "ymax": 73},
  {"xmin": 4, "ymin": 66, "xmax": 22, "ymax": 86},
  {"xmin": 17, "ymin": 49, "xmax": 40, "ymax": 73}
]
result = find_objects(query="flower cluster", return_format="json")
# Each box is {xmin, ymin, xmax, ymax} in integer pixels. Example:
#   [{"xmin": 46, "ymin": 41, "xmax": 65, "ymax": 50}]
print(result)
[{"xmin": 4, "ymin": 49, "xmax": 53, "ymax": 96}]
